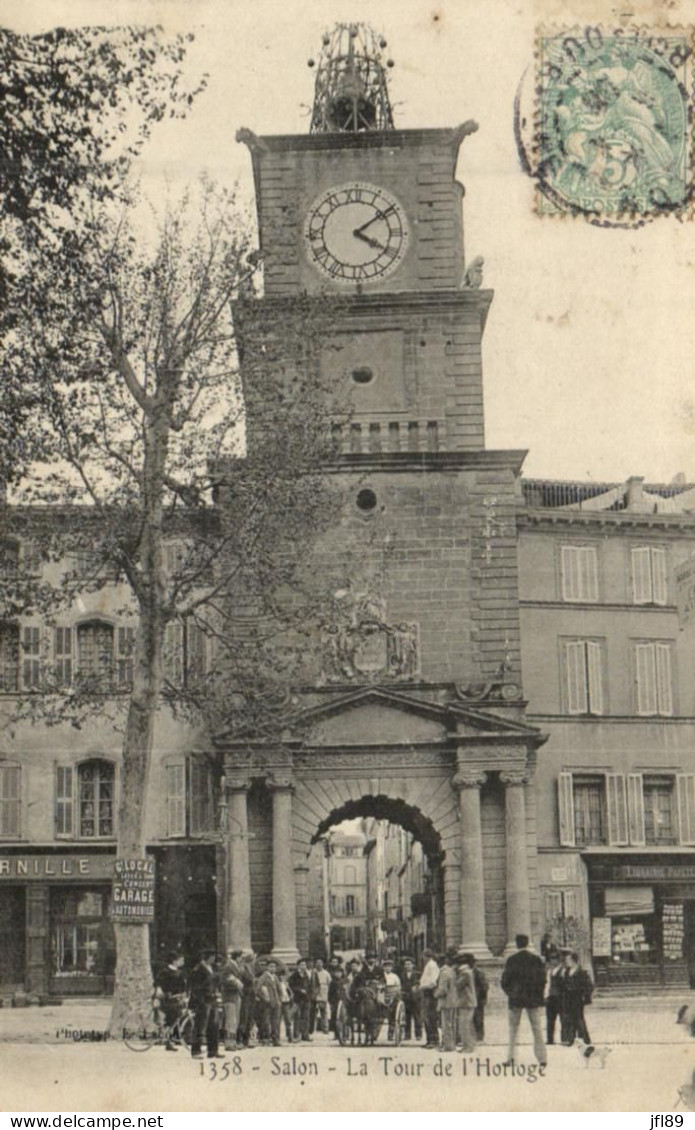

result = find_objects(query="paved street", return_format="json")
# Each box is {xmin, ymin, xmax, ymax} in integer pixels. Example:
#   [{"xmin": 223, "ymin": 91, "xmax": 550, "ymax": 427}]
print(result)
[{"xmin": 1, "ymin": 998, "xmax": 694, "ymax": 1111}]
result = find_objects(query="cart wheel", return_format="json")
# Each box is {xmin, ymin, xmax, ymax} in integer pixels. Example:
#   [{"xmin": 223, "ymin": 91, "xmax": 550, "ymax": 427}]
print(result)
[
  {"xmin": 122, "ymin": 1008, "xmax": 159, "ymax": 1051},
  {"xmin": 393, "ymin": 1001, "xmax": 406, "ymax": 1046},
  {"xmin": 179, "ymin": 1012, "xmax": 194, "ymax": 1048}
]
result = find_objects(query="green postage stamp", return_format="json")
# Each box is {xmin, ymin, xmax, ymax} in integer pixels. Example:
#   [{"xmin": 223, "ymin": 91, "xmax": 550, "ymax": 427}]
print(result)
[{"xmin": 532, "ymin": 25, "xmax": 694, "ymax": 221}]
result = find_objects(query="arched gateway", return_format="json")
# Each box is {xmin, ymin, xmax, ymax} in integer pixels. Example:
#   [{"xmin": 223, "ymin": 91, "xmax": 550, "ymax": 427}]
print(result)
[{"xmin": 215, "ymin": 686, "xmax": 545, "ymax": 964}]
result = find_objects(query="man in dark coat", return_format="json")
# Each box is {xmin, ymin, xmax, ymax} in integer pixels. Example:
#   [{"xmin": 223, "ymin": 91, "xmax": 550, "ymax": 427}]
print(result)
[
  {"xmin": 559, "ymin": 951, "xmax": 593, "ymax": 1045},
  {"xmin": 154, "ymin": 951, "xmax": 187, "ymax": 1051},
  {"xmin": 289, "ymin": 958, "xmax": 312, "ymax": 1042},
  {"xmin": 469, "ymin": 955, "xmax": 489, "ymax": 1043},
  {"xmin": 238, "ymin": 951, "xmax": 258, "ymax": 1047},
  {"xmin": 399, "ymin": 957, "xmax": 422, "ymax": 1041},
  {"xmin": 500, "ymin": 934, "xmax": 547, "ymax": 1066},
  {"xmin": 188, "ymin": 947, "xmax": 222, "ymax": 1059}
]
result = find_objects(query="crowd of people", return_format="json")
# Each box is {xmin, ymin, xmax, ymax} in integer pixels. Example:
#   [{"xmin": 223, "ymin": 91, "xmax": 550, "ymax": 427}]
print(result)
[{"xmin": 153, "ymin": 935, "xmax": 592, "ymax": 1063}]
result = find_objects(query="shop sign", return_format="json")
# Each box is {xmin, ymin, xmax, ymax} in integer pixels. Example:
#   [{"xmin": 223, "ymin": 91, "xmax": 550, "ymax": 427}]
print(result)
[
  {"xmin": 592, "ymin": 917, "xmax": 612, "ymax": 957},
  {"xmin": 111, "ymin": 857, "xmax": 155, "ymax": 922},
  {"xmin": 614, "ymin": 864, "xmax": 695, "ymax": 881},
  {"xmin": 676, "ymin": 554, "xmax": 695, "ymax": 629},
  {"xmin": 0, "ymin": 855, "xmax": 115, "ymax": 881}
]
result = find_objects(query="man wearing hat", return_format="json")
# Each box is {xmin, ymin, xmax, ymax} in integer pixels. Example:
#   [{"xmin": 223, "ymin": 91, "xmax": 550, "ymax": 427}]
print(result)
[
  {"xmin": 219, "ymin": 949, "xmax": 244, "ymax": 1052},
  {"xmin": 455, "ymin": 953, "xmax": 477, "ymax": 1053},
  {"xmin": 238, "ymin": 951, "xmax": 258, "ymax": 1048},
  {"xmin": 434, "ymin": 948, "xmax": 458, "ymax": 1052},
  {"xmin": 382, "ymin": 957, "xmax": 402, "ymax": 1041},
  {"xmin": 501, "ymin": 934, "xmax": 547, "ymax": 1067},
  {"xmin": 419, "ymin": 949, "xmax": 441, "ymax": 1048},
  {"xmin": 352, "ymin": 951, "xmax": 384, "ymax": 995},
  {"xmin": 400, "ymin": 957, "xmax": 422, "ymax": 1042},
  {"xmin": 189, "ymin": 947, "xmax": 222, "ymax": 1059},
  {"xmin": 154, "ymin": 950, "xmax": 187, "ymax": 1051}
]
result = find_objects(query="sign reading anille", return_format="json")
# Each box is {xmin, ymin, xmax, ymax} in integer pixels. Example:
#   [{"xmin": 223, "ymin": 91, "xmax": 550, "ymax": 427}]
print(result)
[
  {"xmin": 0, "ymin": 855, "xmax": 114, "ymax": 880},
  {"xmin": 111, "ymin": 858, "xmax": 156, "ymax": 922},
  {"xmin": 676, "ymin": 555, "xmax": 695, "ymax": 629}
]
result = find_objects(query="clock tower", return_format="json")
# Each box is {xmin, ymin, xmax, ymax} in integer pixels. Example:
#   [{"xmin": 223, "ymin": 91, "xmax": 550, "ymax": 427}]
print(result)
[{"xmin": 223, "ymin": 24, "xmax": 544, "ymax": 965}]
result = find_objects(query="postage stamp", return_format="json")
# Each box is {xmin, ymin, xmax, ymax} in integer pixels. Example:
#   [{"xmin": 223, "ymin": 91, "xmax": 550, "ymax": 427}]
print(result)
[{"xmin": 529, "ymin": 25, "xmax": 695, "ymax": 222}]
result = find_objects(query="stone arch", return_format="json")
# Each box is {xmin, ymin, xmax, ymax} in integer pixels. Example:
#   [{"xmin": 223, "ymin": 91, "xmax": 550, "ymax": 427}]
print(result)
[{"xmin": 292, "ymin": 771, "xmax": 461, "ymax": 947}]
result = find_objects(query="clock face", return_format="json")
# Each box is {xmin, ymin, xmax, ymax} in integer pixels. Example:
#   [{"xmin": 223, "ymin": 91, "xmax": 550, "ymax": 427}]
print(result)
[{"xmin": 304, "ymin": 182, "xmax": 409, "ymax": 284}]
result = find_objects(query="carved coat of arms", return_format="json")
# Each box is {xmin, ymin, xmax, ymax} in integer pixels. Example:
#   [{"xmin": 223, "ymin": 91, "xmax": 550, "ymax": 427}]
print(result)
[{"xmin": 320, "ymin": 593, "xmax": 418, "ymax": 683}]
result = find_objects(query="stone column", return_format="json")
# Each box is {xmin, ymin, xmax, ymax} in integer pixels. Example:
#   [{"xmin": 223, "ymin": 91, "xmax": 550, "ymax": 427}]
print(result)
[
  {"xmin": 501, "ymin": 770, "xmax": 532, "ymax": 951},
  {"xmin": 269, "ymin": 775, "xmax": 300, "ymax": 965},
  {"xmin": 223, "ymin": 776, "xmax": 252, "ymax": 952},
  {"xmin": 453, "ymin": 769, "xmax": 492, "ymax": 959}
]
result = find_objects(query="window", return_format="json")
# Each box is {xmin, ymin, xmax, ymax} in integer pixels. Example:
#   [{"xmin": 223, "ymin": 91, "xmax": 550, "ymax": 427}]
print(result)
[
  {"xmin": 55, "ymin": 760, "xmax": 115, "ymax": 839},
  {"xmin": 345, "ymin": 894, "xmax": 356, "ymax": 916},
  {"xmin": 643, "ymin": 776, "xmax": 676, "ymax": 845},
  {"xmin": 0, "ymin": 539, "xmax": 19, "ymax": 580},
  {"xmin": 344, "ymin": 864, "xmax": 357, "ymax": 885},
  {"xmin": 73, "ymin": 621, "xmax": 134, "ymax": 691},
  {"xmin": 561, "ymin": 770, "xmax": 695, "ymax": 847},
  {"xmin": 0, "ymin": 764, "xmax": 20, "ymax": 838},
  {"xmin": 0, "ymin": 623, "xmax": 19, "ymax": 692},
  {"xmin": 560, "ymin": 545, "xmax": 598, "ymax": 602},
  {"xmin": 51, "ymin": 889, "xmax": 115, "ymax": 979},
  {"xmin": 632, "ymin": 547, "xmax": 668, "ymax": 605},
  {"xmin": 76, "ymin": 621, "xmax": 114, "ymax": 687},
  {"xmin": 572, "ymin": 776, "xmax": 607, "ymax": 845},
  {"xmin": 22, "ymin": 626, "xmax": 41, "ymax": 689},
  {"xmin": 635, "ymin": 642, "xmax": 673, "ymax": 716},
  {"xmin": 164, "ymin": 756, "xmax": 215, "ymax": 837},
  {"xmin": 564, "ymin": 639, "xmax": 604, "ymax": 715},
  {"xmin": 558, "ymin": 771, "xmax": 627, "ymax": 846},
  {"xmin": 163, "ymin": 617, "xmax": 208, "ymax": 687}
]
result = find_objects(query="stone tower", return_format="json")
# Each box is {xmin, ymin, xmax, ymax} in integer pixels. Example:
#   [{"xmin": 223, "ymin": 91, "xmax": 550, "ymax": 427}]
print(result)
[{"xmin": 219, "ymin": 24, "xmax": 545, "ymax": 963}]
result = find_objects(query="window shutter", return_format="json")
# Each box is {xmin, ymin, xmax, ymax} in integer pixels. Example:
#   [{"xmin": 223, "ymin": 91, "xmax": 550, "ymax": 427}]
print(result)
[
  {"xmin": 561, "ymin": 546, "xmax": 579, "ymax": 601},
  {"xmin": 0, "ymin": 764, "xmax": 21, "ymax": 837},
  {"xmin": 635, "ymin": 643, "xmax": 657, "ymax": 715},
  {"xmin": 189, "ymin": 758, "xmax": 213, "ymax": 834},
  {"xmin": 565, "ymin": 642, "xmax": 587, "ymax": 714},
  {"xmin": 581, "ymin": 547, "xmax": 598, "ymax": 602},
  {"xmin": 586, "ymin": 641, "xmax": 604, "ymax": 714},
  {"xmin": 22, "ymin": 626, "xmax": 41, "ymax": 689},
  {"xmin": 606, "ymin": 773, "xmax": 628, "ymax": 845},
  {"xmin": 163, "ymin": 621, "xmax": 183, "ymax": 685},
  {"xmin": 186, "ymin": 620, "xmax": 207, "ymax": 682},
  {"xmin": 563, "ymin": 888, "xmax": 578, "ymax": 918},
  {"xmin": 627, "ymin": 773, "xmax": 646, "ymax": 845},
  {"xmin": 632, "ymin": 547, "xmax": 652, "ymax": 604},
  {"xmin": 677, "ymin": 774, "xmax": 695, "ymax": 845},
  {"xmin": 54, "ymin": 628, "xmax": 73, "ymax": 686},
  {"xmin": 165, "ymin": 764, "xmax": 186, "ymax": 837},
  {"xmin": 116, "ymin": 627, "xmax": 135, "ymax": 688},
  {"xmin": 558, "ymin": 772, "xmax": 575, "ymax": 846},
  {"xmin": 655, "ymin": 643, "xmax": 673, "ymax": 716},
  {"xmin": 651, "ymin": 548, "xmax": 668, "ymax": 605},
  {"xmin": 55, "ymin": 765, "xmax": 74, "ymax": 838},
  {"xmin": 544, "ymin": 890, "xmax": 563, "ymax": 920}
]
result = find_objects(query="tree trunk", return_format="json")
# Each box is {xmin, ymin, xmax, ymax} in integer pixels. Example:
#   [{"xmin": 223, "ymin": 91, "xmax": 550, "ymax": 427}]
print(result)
[{"xmin": 109, "ymin": 399, "xmax": 170, "ymax": 1036}]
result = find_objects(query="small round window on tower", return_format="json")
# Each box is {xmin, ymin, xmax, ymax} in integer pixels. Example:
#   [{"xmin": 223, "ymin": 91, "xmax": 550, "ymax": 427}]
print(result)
[
  {"xmin": 352, "ymin": 366, "xmax": 374, "ymax": 385},
  {"xmin": 356, "ymin": 488, "xmax": 377, "ymax": 513}
]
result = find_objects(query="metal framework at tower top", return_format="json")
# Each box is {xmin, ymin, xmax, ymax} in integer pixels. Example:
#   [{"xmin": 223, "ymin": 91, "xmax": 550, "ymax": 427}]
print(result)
[{"xmin": 308, "ymin": 23, "xmax": 395, "ymax": 134}]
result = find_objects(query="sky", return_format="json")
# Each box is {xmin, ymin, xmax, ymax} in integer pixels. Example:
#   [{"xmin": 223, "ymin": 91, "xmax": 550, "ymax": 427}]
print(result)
[{"xmin": 7, "ymin": 0, "xmax": 695, "ymax": 483}]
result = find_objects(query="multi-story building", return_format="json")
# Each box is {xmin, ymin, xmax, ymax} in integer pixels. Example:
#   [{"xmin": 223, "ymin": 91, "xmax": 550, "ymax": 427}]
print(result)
[{"xmin": 519, "ymin": 477, "xmax": 695, "ymax": 991}]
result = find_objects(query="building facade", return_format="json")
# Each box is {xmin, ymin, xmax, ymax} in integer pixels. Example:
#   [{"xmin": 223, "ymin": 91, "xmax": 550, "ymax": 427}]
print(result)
[{"xmin": 519, "ymin": 477, "xmax": 695, "ymax": 990}]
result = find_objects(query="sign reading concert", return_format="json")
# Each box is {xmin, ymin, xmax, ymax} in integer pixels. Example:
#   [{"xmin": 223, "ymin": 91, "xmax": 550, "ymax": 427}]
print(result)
[{"xmin": 111, "ymin": 857, "xmax": 156, "ymax": 922}]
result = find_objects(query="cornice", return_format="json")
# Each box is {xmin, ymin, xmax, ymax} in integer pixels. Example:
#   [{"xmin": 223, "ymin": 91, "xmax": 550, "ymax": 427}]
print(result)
[
  {"xmin": 519, "ymin": 600, "xmax": 678, "ymax": 613},
  {"xmin": 251, "ymin": 127, "xmax": 462, "ymax": 154},
  {"xmin": 518, "ymin": 508, "xmax": 695, "ymax": 533},
  {"xmin": 321, "ymin": 449, "xmax": 528, "ymax": 475},
  {"xmin": 233, "ymin": 288, "xmax": 493, "ymax": 320},
  {"xmin": 527, "ymin": 713, "xmax": 695, "ymax": 725}
]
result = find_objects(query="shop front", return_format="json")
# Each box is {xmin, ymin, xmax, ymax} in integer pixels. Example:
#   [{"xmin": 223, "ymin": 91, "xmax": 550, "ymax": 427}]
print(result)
[
  {"xmin": 0, "ymin": 851, "xmax": 116, "ymax": 998},
  {"xmin": 587, "ymin": 856, "xmax": 695, "ymax": 991}
]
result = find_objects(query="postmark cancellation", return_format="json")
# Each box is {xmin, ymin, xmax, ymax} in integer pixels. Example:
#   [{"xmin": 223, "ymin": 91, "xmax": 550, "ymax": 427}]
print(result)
[{"xmin": 525, "ymin": 24, "xmax": 695, "ymax": 223}]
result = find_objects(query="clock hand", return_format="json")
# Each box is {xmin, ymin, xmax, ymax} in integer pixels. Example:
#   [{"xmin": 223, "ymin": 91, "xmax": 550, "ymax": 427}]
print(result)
[
  {"xmin": 352, "ymin": 228, "xmax": 386, "ymax": 251},
  {"xmin": 353, "ymin": 204, "xmax": 397, "ymax": 237}
]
